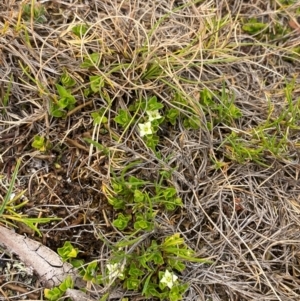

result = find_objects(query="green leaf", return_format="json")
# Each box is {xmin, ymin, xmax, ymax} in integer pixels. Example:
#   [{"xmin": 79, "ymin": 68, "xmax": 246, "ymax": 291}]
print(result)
[
  {"xmin": 128, "ymin": 263, "xmax": 145, "ymax": 277},
  {"xmin": 84, "ymin": 138, "xmax": 110, "ymax": 155},
  {"xmin": 90, "ymin": 75, "xmax": 105, "ymax": 93},
  {"xmin": 133, "ymin": 190, "xmax": 145, "ymax": 203},
  {"xmin": 113, "ymin": 213, "xmax": 131, "ymax": 230},
  {"xmin": 72, "ymin": 24, "xmax": 88, "ymax": 37},
  {"xmin": 3, "ymin": 74, "xmax": 13, "ymax": 107},
  {"xmin": 57, "ymin": 97, "xmax": 70, "ymax": 109},
  {"xmin": 55, "ymin": 84, "xmax": 70, "ymax": 98},
  {"xmin": 152, "ymin": 251, "xmax": 164, "ymax": 265},
  {"xmin": 0, "ymin": 158, "xmax": 21, "ymax": 216},
  {"xmin": 142, "ymin": 61, "xmax": 162, "ymax": 80},
  {"xmin": 172, "ymin": 92, "xmax": 188, "ymax": 107},
  {"xmin": 169, "ymin": 283, "xmax": 189, "ymax": 301},
  {"xmin": 164, "ymin": 203, "xmax": 177, "ymax": 211},
  {"xmin": 114, "ymin": 109, "xmax": 132, "ymax": 128},
  {"xmin": 242, "ymin": 22, "xmax": 266, "ymax": 34},
  {"xmin": 162, "ymin": 233, "xmax": 185, "ymax": 248},
  {"xmin": 134, "ymin": 219, "xmax": 154, "ymax": 231},
  {"xmin": 200, "ymin": 88, "xmax": 214, "ymax": 106},
  {"xmin": 125, "ymin": 276, "xmax": 140, "ymax": 290},
  {"xmin": 163, "ymin": 188, "xmax": 177, "ymax": 199},
  {"xmin": 22, "ymin": 3, "xmax": 46, "ymax": 23},
  {"xmin": 31, "ymin": 135, "xmax": 45, "ymax": 151},
  {"xmin": 169, "ymin": 285, "xmax": 182, "ymax": 301},
  {"xmin": 58, "ymin": 96, "xmax": 76, "ymax": 110},
  {"xmin": 166, "ymin": 108, "xmax": 179, "ymax": 125},
  {"xmin": 49, "ymin": 102, "xmax": 65, "ymax": 118},
  {"xmin": 107, "ymin": 196, "xmax": 125, "ymax": 210},
  {"xmin": 167, "ymin": 258, "xmax": 186, "ymax": 272},
  {"xmin": 7, "ymin": 217, "xmax": 59, "ymax": 237},
  {"xmin": 99, "ymin": 293, "xmax": 109, "ymax": 301},
  {"xmin": 142, "ymin": 274, "xmax": 160, "ymax": 298},
  {"xmin": 83, "ymin": 261, "xmax": 98, "ymax": 281},
  {"xmin": 44, "ymin": 287, "xmax": 63, "ymax": 301},
  {"xmin": 81, "ymin": 53, "xmax": 101, "ymax": 68},
  {"xmin": 57, "ymin": 241, "xmax": 79, "ymax": 261},
  {"xmin": 183, "ymin": 115, "xmax": 201, "ymax": 129},
  {"xmin": 59, "ymin": 276, "xmax": 74, "ymax": 292},
  {"xmin": 60, "ymin": 69, "xmax": 76, "ymax": 88},
  {"xmin": 139, "ymin": 255, "xmax": 151, "ymax": 271},
  {"xmin": 164, "ymin": 246, "xmax": 213, "ymax": 263},
  {"xmin": 228, "ymin": 103, "xmax": 242, "ymax": 119},
  {"xmin": 124, "ymin": 176, "xmax": 148, "ymax": 191},
  {"xmin": 91, "ymin": 109, "xmax": 108, "ymax": 125},
  {"xmin": 115, "ymin": 234, "xmax": 143, "ymax": 248},
  {"xmin": 93, "ymin": 274, "xmax": 103, "ymax": 285},
  {"xmin": 144, "ymin": 134, "xmax": 159, "ymax": 151},
  {"xmin": 147, "ymin": 96, "xmax": 164, "ymax": 111},
  {"xmin": 70, "ymin": 259, "xmax": 85, "ymax": 269}
]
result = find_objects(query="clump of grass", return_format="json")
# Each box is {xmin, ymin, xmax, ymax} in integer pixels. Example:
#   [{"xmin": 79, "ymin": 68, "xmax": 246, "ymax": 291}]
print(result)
[
  {"xmin": 0, "ymin": 159, "xmax": 60, "ymax": 236},
  {"xmin": 220, "ymin": 79, "xmax": 300, "ymax": 165},
  {"xmin": 22, "ymin": 0, "xmax": 47, "ymax": 24}
]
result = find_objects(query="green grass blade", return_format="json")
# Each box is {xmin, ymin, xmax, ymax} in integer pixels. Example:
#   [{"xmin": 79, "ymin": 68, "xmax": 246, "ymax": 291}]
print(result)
[{"xmin": 0, "ymin": 158, "xmax": 21, "ymax": 216}]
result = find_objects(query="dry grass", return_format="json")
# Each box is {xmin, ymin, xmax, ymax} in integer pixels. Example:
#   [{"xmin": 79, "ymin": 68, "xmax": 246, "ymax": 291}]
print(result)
[{"xmin": 1, "ymin": 0, "xmax": 300, "ymax": 300}]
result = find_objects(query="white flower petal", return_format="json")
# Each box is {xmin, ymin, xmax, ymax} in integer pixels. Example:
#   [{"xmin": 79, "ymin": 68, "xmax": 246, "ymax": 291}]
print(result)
[
  {"xmin": 138, "ymin": 122, "xmax": 152, "ymax": 137},
  {"xmin": 160, "ymin": 270, "xmax": 178, "ymax": 289},
  {"xmin": 107, "ymin": 263, "xmax": 124, "ymax": 280},
  {"xmin": 146, "ymin": 110, "xmax": 161, "ymax": 121}
]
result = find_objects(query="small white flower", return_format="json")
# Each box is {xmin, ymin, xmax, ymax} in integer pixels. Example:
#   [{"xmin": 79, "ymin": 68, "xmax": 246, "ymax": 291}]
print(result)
[
  {"xmin": 138, "ymin": 121, "xmax": 152, "ymax": 137},
  {"xmin": 160, "ymin": 270, "xmax": 178, "ymax": 289},
  {"xmin": 106, "ymin": 263, "xmax": 124, "ymax": 281},
  {"xmin": 146, "ymin": 110, "xmax": 161, "ymax": 122}
]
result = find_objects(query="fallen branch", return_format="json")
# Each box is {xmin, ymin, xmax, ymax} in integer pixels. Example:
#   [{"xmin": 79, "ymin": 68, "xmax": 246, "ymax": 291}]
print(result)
[{"xmin": 0, "ymin": 226, "xmax": 97, "ymax": 301}]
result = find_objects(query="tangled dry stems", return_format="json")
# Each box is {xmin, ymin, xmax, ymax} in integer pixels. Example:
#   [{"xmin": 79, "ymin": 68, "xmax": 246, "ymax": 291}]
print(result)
[{"xmin": 1, "ymin": 0, "xmax": 300, "ymax": 300}]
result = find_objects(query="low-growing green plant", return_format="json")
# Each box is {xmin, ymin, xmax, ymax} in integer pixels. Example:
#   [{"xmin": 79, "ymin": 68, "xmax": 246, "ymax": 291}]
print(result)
[
  {"xmin": 112, "ymin": 213, "xmax": 131, "ymax": 230},
  {"xmin": 31, "ymin": 135, "xmax": 52, "ymax": 152},
  {"xmin": 242, "ymin": 18, "xmax": 267, "ymax": 35},
  {"xmin": 86, "ymin": 88, "xmax": 235, "ymax": 156},
  {"xmin": 90, "ymin": 90, "xmax": 225, "ymax": 156},
  {"xmin": 47, "ymin": 234, "xmax": 212, "ymax": 301},
  {"xmin": 168, "ymin": 92, "xmax": 202, "ymax": 130},
  {"xmin": 89, "ymin": 75, "xmax": 105, "ymax": 94},
  {"xmin": 91, "ymin": 108, "xmax": 108, "ymax": 126},
  {"xmin": 114, "ymin": 109, "xmax": 133, "ymax": 128},
  {"xmin": 107, "ymin": 233, "xmax": 204, "ymax": 301},
  {"xmin": 50, "ymin": 84, "xmax": 76, "ymax": 117},
  {"xmin": 44, "ymin": 276, "xmax": 73, "ymax": 301},
  {"xmin": 40, "ymin": 158, "xmax": 212, "ymax": 301},
  {"xmin": 277, "ymin": 0, "xmax": 300, "ymax": 13},
  {"xmin": 57, "ymin": 241, "xmax": 79, "ymax": 262},
  {"xmin": 220, "ymin": 79, "xmax": 300, "ymax": 164},
  {"xmin": 82, "ymin": 260, "xmax": 103, "ymax": 284},
  {"xmin": 102, "ymin": 160, "xmax": 183, "ymax": 227},
  {"xmin": 199, "ymin": 85, "xmax": 242, "ymax": 129},
  {"xmin": 60, "ymin": 69, "xmax": 77, "ymax": 88}
]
